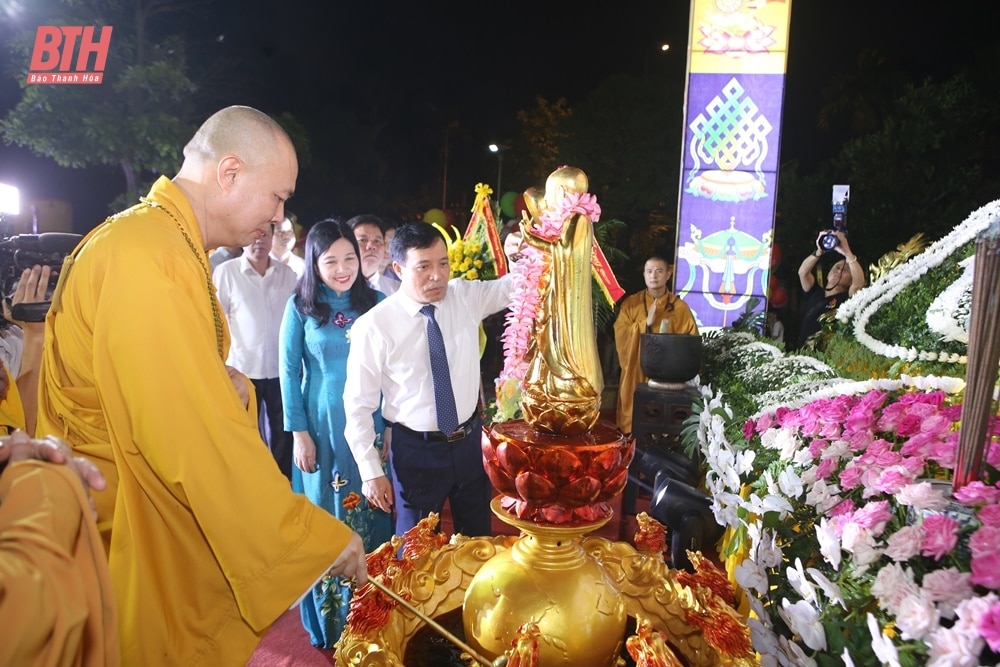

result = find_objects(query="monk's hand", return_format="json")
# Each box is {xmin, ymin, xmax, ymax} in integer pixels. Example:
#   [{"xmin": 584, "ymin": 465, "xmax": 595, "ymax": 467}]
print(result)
[
  {"xmin": 646, "ymin": 299, "xmax": 657, "ymax": 328},
  {"xmin": 363, "ymin": 475, "xmax": 394, "ymax": 513},
  {"xmin": 329, "ymin": 532, "xmax": 368, "ymax": 587},
  {"xmin": 226, "ymin": 365, "xmax": 251, "ymax": 408}
]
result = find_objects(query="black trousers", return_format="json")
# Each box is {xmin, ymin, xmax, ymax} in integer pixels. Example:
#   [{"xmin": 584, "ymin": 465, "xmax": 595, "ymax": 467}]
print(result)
[
  {"xmin": 252, "ymin": 377, "xmax": 292, "ymax": 481},
  {"xmin": 389, "ymin": 415, "xmax": 491, "ymax": 538}
]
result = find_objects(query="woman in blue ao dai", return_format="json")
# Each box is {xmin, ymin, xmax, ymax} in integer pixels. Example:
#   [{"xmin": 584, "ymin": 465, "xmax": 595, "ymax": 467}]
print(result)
[{"xmin": 278, "ymin": 219, "xmax": 393, "ymax": 648}]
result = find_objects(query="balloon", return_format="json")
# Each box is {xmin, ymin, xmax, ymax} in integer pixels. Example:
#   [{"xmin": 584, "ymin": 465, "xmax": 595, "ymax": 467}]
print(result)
[
  {"xmin": 422, "ymin": 208, "xmax": 448, "ymax": 227},
  {"xmin": 770, "ymin": 286, "xmax": 788, "ymax": 309},
  {"xmin": 444, "ymin": 208, "xmax": 456, "ymax": 229},
  {"xmin": 769, "ymin": 274, "xmax": 780, "ymax": 291},
  {"xmin": 770, "ymin": 243, "xmax": 782, "ymax": 268},
  {"xmin": 500, "ymin": 191, "xmax": 519, "ymax": 219}
]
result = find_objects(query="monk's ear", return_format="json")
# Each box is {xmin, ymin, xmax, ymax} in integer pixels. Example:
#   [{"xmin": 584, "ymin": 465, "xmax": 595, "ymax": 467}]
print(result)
[{"xmin": 217, "ymin": 155, "xmax": 242, "ymax": 192}]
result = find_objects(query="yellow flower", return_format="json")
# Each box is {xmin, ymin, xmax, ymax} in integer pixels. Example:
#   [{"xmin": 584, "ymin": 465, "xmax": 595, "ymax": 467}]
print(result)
[
  {"xmin": 474, "ymin": 259, "xmax": 483, "ymax": 269},
  {"xmin": 466, "ymin": 268, "xmax": 479, "ymax": 280}
]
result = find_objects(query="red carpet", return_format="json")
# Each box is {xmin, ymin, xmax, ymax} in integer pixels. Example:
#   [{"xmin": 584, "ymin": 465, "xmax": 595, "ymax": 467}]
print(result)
[{"xmin": 247, "ymin": 606, "xmax": 335, "ymax": 667}]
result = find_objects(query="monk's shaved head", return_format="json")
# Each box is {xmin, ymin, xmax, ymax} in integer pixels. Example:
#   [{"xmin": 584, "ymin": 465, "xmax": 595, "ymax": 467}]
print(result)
[
  {"xmin": 183, "ymin": 105, "xmax": 290, "ymax": 168},
  {"xmin": 173, "ymin": 105, "xmax": 298, "ymax": 252}
]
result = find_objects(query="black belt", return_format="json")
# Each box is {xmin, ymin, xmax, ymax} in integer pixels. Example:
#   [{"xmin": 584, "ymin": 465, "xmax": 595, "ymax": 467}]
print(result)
[{"xmin": 390, "ymin": 415, "xmax": 478, "ymax": 442}]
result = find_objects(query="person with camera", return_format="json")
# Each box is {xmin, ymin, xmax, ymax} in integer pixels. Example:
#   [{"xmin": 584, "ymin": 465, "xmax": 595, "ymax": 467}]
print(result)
[
  {"xmin": 796, "ymin": 229, "xmax": 865, "ymax": 348},
  {"xmin": 1, "ymin": 264, "xmax": 53, "ymax": 436}
]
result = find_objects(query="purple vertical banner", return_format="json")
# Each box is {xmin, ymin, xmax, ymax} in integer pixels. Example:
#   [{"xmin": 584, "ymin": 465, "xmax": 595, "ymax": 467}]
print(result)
[{"xmin": 674, "ymin": 0, "xmax": 793, "ymax": 330}]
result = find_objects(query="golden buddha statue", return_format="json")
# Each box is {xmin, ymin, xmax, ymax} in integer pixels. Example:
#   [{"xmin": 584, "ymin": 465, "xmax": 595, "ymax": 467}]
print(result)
[{"xmin": 518, "ymin": 166, "xmax": 604, "ymax": 435}]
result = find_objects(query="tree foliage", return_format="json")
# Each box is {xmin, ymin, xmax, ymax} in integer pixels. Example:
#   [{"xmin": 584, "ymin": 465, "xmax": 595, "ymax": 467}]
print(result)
[
  {"xmin": 508, "ymin": 95, "xmax": 573, "ymax": 191},
  {"xmin": 1, "ymin": 0, "xmax": 201, "ymax": 207}
]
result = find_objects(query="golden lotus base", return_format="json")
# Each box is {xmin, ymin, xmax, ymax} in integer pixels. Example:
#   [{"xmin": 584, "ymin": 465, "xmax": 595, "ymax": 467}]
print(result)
[{"xmin": 333, "ymin": 509, "xmax": 755, "ymax": 666}]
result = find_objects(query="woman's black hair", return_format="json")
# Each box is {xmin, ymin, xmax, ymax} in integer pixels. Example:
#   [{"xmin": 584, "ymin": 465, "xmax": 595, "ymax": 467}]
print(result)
[{"xmin": 294, "ymin": 218, "xmax": 379, "ymax": 324}]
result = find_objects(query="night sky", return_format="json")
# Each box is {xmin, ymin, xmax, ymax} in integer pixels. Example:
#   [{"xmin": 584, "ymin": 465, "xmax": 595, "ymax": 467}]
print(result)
[{"xmin": 0, "ymin": 0, "xmax": 995, "ymax": 233}]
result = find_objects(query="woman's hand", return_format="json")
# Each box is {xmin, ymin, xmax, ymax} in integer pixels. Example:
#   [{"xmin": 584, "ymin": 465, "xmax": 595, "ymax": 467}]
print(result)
[{"xmin": 292, "ymin": 431, "xmax": 317, "ymax": 473}]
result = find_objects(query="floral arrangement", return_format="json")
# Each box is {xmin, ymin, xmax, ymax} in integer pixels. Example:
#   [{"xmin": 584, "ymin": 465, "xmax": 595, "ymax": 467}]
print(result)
[
  {"xmin": 492, "ymin": 190, "xmax": 602, "ymax": 422},
  {"xmin": 835, "ymin": 199, "xmax": 1000, "ymax": 365},
  {"xmin": 433, "ymin": 184, "xmax": 505, "ymax": 282},
  {"xmin": 439, "ymin": 228, "xmax": 490, "ymax": 280},
  {"xmin": 692, "ymin": 328, "xmax": 1000, "ymax": 666}
]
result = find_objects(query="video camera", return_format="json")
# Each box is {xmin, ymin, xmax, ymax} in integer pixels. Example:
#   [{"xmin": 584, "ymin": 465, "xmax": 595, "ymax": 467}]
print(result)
[
  {"xmin": 818, "ymin": 184, "xmax": 850, "ymax": 251},
  {"xmin": 0, "ymin": 230, "xmax": 82, "ymax": 322}
]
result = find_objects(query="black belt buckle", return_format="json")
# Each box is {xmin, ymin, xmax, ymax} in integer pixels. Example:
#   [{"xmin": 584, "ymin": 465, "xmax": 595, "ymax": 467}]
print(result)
[{"xmin": 446, "ymin": 426, "xmax": 467, "ymax": 442}]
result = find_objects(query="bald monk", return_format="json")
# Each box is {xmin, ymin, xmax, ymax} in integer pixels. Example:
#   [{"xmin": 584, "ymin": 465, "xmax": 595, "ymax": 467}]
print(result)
[{"xmin": 36, "ymin": 106, "xmax": 367, "ymax": 665}]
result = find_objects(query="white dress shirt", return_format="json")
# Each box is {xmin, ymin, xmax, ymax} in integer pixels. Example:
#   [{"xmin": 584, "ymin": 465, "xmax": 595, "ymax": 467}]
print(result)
[
  {"xmin": 213, "ymin": 256, "xmax": 298, "ymax": 379},
  {"xmin": 368, "ymin": 270, "xmax": 399, "ymax": 296},
  {"xmin": 344, "ymin": 274, "xmax": 513, "ymax": 480},
  {"xmin": 0, "ymin": 326, "xmax": 24, "ymax": 377},
  {"xmin": 270, "ymin": 251, "xmax": 305, "ymax": 278}
]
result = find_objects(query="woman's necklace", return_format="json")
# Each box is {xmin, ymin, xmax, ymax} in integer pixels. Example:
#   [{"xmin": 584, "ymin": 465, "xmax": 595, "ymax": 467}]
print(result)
[{"xmin": 139, "ymin": 197, "xmax": 224, "ymax": 359}]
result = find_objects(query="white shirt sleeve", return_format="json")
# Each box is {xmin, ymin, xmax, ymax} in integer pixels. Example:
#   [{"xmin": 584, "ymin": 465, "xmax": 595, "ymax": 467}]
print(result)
[{"xmin": 343, "ymin": 314, "xmax": 387, "ymax": 481}]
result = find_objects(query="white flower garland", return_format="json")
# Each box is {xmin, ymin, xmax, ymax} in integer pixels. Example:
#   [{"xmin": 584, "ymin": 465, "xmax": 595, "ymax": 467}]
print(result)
[
  {"xmin": 925, "ymin": 256, "xmax": 973, "ymax": 343},
  {"xmin": 835, "ymin": 198, "xmax": 1000, "ymax": 363}
]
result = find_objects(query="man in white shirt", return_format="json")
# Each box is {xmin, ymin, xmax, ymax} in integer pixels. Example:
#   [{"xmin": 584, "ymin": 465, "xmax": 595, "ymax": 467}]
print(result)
[
  {"xmin": 379, "ymin": 219, "xmax": 402, "ymax": 287},
  {"xmin": 270, "ymin": 214, "xmax": 305, "ymax": 278},
  {"xmin": 344, "ymin": 222, "xmax": 513, "ymax": 538},
  {"xmin": 347, "ymin": 214, "xmax": 399, "ymax": 296},
  {"xmin": 213, "ymin": 225, "xmax": 298, "ymax": 480}
]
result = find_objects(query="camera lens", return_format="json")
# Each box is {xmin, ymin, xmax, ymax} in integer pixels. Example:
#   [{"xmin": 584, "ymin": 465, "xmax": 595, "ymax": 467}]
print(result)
[{"xmin": 819, "ymin": 233, "xmax": 839, "ymax": 251}]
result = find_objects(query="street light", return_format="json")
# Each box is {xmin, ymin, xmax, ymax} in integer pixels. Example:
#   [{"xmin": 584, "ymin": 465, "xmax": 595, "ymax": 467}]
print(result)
[
  {"xmin": 643, "ymin": 42, "xmax": 671, "ymax": 77},
  {"xmin": 488, "ymin": 143, "xmax": 509, "ymax": 197},
  {"xmin": 0, "ymin": 183, "xmax": 19, "ymax": 216}
]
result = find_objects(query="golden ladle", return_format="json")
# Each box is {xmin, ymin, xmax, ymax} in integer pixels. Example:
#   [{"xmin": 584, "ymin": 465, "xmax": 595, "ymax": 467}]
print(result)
[{"xmin": 367, "ymin": 577, "xmax": 508, "ymax": 667}]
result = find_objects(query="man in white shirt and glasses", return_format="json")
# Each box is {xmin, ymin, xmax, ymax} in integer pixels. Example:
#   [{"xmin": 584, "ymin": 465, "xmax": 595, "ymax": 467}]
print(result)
[{"xmin": 214, "ymin": 223, "xmax": 298, "ymax": 480}]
